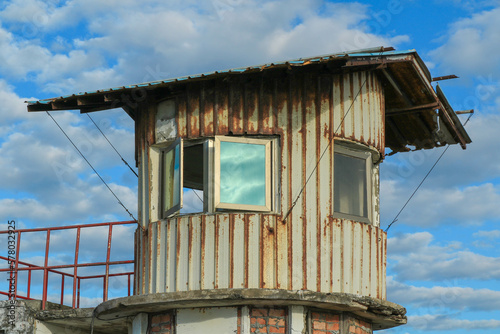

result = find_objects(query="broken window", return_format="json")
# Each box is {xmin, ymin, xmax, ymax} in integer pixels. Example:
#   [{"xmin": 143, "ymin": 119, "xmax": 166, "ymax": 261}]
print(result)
[{"xmin": 334, "ymin": 142, "xmax": 372, "ymax": 224}]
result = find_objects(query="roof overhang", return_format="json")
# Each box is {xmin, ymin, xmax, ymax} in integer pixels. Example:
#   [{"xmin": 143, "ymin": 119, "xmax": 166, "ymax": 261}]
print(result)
[{"xmin": 26, "ymin": 47, "xmax": 471, "ymax": 153}]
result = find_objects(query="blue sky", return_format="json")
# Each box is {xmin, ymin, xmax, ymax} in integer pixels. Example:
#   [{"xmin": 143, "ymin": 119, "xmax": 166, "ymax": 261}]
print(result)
[{"xmin": 0, "ymin": 0, "xmax": 499, "ymax": 333}]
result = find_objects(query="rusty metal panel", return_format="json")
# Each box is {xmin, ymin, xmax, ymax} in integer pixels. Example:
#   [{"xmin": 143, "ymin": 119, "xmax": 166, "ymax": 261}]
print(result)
[
  {"xmin": 232, "ymin": 214, "xmax": 245, "ymax": 288},
  {"xmin": 157, "ymin": 221, "xmax": 166, "ymax": 293},
  {"xmin": 361, "ymin": 224, "xmax": 371, "ymax": 296},
  {"xmin": 275, "ymin": 76, "xmax": 290, "ymax": 290},
  {"xmin": 341, "ymin": 220, "xmax": 352, "ymax": 293},
  {"xmin": 137, "ymin": 69, "xmax": 389, "ymax": 299},
  {"xmin": 289, "ymin": 76, "xmax": 305, "ymax": 291},
  {"xmin": 188, "ymin": 217, "xmax": 201, "ymax": 291},
  {"xmin": 149, "ymin": 222, "xmax": 157, "ymax": 293},
  {"xmin": 247, "ymin": 214, "xmax": 260, "ymax": 288},
  {"xmin": 138, "ymin": 215, "xmax": 387, "ymax": 298},
  {"xmin": 344, "ymin": 72, "xmax": 355, "ymax": 140},
  {"xmin": 215, "ymin": 80, "xmax": 229, "ymax": 135},
  {"xmin": 230, "ymin": 81, "xmax": 244, "ymax": 135},
  {"xmin": 177, "ymin": 95, "xmax": 187, "ymax": 139},
  {"xmin": 141, "ymin": 229, "xmax": 148, "ymax": 295},
  {"xmin": 304, "ymin": 74, "xmax": 318, "ymax": 292},
  {"xmin": 260, "ymin": 78, "xmax": 275, "ymax": 134},
  {"xmin": 201, "ymin": 215, "xmax": 216, "ymax": 289},
  {"xmin": 245, "ymin": 80, "xmax": 259, "ymax": 134},
  {"xmin": 171, "ymin": 70, "xmax": 384, "ymax": 151},
  {"xmin": 331, "ymin": 220, "xmax": 342, "ymax": 292},
  {"xmin": 187, "ymin": 86, "xmax": 200, "ymax": 138},
  {"xmin": 165, "ymin": 219, "xmax": 177, "ymax": 292},
  {"xmin": 382, "ymin": 229, "xmax": 387, "ymax": 299},
  {"xmin": 215, "ymin": 214, "xmax": 230, "ymax": 289},
  {"xmin": 261, "ymin": 215, "xmax": 276, "ymax": 288},
  {"xmin": 351, "ymin": 222, "xmax": 362, "ymax": 294},
  {"xmin": 319, "ymin": 75, "xmax": 334, "ymax": 293},
  {"xmin": 201, "ymin": 84, "xmax": 215, "ymax": 137},
  {"xmin": 176, "ymin": 217, "xmax": 189, "ymax": 292}
]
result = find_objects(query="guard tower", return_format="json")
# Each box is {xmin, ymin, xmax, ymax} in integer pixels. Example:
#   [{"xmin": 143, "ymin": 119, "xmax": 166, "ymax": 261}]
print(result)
[{"xmin": 27, "ymin": 47, "xmax": 471, "ymax": 333}]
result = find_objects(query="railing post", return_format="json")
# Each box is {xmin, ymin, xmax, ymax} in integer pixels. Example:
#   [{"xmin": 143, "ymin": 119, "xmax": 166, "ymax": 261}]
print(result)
[
  {"xmin": 72, "ymin": 227, "xmax": 81, "ymax": 308},
  {"xmin": 77, "ymin": 278, "xmax": 81, "ymax": 308},
  {"xmin": 27, "ymin": 267, "xmax": 31, "ymax": 299},
  {"xmin": 60, "ymin": 276, "xmax": 65, "ymax": 305},
  {"xmin": 42, "ymin": 230, "xmax": 51, "ymax": 310},
  {"xmin": 128, "ymin": 273, "xmax": 131, "ymax": 296},
  {"xmin": 13, "ymin": 231, "xmax": 21, "ymax": 300},
  {"xmin": 104, "ymin": 224, "xmax": 113, "ymax": 302}
]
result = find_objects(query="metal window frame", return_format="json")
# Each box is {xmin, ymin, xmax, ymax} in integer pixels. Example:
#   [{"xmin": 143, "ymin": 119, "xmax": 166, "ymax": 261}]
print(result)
[
  {"xmin": 214, "ymin": 136, "xmax": 273, "ymax": 212},
  {"xmin": 333, "ymin": 142, "xmax": 373, "ymax": 224}
]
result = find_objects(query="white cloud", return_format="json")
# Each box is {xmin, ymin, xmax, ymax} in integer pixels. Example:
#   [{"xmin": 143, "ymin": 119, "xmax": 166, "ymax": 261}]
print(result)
[
  {"xmin": 409, "ymin": 314, "xmax": 500, "ymax": 331},
  {"xmin": 381, "ymin": 112, "xmax": 500, "ymax": 228},
  {"xmin": 388, "ymin": 278, "xmax": 500, "ymax": 312},
  {"xmin": 430, "ymin": 6, "xmax": 500, "ymax": 76},
  {"xmin": 382, "ymin": 181, "xmax": 500, "ymax": 228},
  {"xmin": 0, "ymin": 1, "xmax": 410, "ymax": 95},
  {"xmin": 0, "ymin": 86, "xmax": 137, "ymax": 227},
  {"xmin": 473, "ymin": 230, "xmax": 500, "ymax": 239},
  {"xmin": 388, "ymin": 232, "xmax": 500, "ymax": 281}
]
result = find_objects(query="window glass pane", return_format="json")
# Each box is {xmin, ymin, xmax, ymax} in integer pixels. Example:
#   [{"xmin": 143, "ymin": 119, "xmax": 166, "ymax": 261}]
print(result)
[
  {"xmin": 219, "ymin": 141, "xmax": 266, "ymax": 206},
  {"xmin": 163, "ymin": 144, "xmax": 181, "ymax": 214},
  {"xmin": 334, "ymin": 153, "xmax": 367, "ymax": 217}
]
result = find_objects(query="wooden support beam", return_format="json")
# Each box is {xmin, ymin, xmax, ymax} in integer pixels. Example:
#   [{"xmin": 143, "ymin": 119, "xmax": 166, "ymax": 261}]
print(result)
[
  {"xmin": 386, "ymin": 102, "xmax": 440, "ymax": 115},
  {"xmin": 381, "ymin": 68, "xmax": 414, "ymax": 107}
]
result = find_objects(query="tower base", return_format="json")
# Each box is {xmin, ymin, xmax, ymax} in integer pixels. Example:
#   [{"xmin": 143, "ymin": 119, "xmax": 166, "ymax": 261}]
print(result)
[{"xmin": 96, "ymin": 289, "xmax": 406, "ymax": 333}]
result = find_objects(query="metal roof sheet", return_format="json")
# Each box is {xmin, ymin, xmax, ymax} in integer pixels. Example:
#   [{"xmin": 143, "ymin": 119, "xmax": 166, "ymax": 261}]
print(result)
[
  {"xmin": 27, "ymin": 47, "xmax": 412, "ymax": 105},
  {"xmin": 25, "ymin": 47, "xmax": 471, "ymax": 153}
]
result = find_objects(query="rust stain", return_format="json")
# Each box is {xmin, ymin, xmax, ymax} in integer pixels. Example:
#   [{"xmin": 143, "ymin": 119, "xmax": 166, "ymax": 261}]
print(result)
[
  {"xmin": 299, "ymin": 75, "xmax": 308, "ymax": 291},
  {"xmin": 244, "ymin": 214, "xmax": 249, "ymax": 289},
  {"xmin": 200, "ymin": 215, "xmax": 206, "ymax": 289},
  {"xmin": 260, "ymin": 214, "xmax": 265, "ymax": 288},
  {"xmin": 214, "ymin": 215, "xmax": 220, "ymax": 289},
  {"xmin": 215, "ymin": 79, "xmax": 229, "ymax": 135},
  {"xmin": 229, "ymin": 214, "xmax": 235, "ymax": 289},
  {"xmin": 286, "ymin": 76, "xmax": 294, "ymax": 290}
]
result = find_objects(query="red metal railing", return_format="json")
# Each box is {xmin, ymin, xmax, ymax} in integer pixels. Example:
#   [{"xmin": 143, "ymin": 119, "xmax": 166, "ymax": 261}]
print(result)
[{"xmin": 0, "ymin": 221, "xmax": 136, "ymax": 309}]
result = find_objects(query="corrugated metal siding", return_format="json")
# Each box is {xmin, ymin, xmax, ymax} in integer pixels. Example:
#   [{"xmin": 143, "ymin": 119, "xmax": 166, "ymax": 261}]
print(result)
[
  {"xmin": 174, "ymin": 71, "xmax": 384, "ymax": 152},
  {"xmin": 134, "ymin": 69, "xmax": 387, "ymax": 299},
  {"xmin": 135, "ymin": 215, "xmax": 386, "ymax": 299}
]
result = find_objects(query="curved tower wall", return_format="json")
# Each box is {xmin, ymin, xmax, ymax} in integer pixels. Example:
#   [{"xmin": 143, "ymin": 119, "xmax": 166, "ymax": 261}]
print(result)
[{"xmin": 135, "ymin": 69, "xmax": 386, "ymax": 298}]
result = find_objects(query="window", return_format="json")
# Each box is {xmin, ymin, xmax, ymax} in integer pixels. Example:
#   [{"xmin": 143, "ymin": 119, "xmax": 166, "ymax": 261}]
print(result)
[
  {"xmin": 334, "ymin": 143, "xmax": 372, "ymax": 223},
  {"xmin": 161, "ymin": 138, "xmax": 182, "ymax": 217},
  {"xmin": 159, "ymin": 136, "xmax": 277, "ymax": 218},
  {"xmin": 214, "ymin": 137, "xmax": 272, "ymax": 211}
]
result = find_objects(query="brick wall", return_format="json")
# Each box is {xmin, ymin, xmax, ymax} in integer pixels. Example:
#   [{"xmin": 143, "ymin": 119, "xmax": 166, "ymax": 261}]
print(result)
[
  {"xmin": 347, "ymin": 316, "xmax": 372, "ymax": 334},
  {"xmin": 250, "ymin": 307, "xmax": 287, "ymax": 333},
  {"xmin": 311, "ymin": 311, "xmax": 341, "ymax": 334},
  {"xmin": 147, "ymin": 306, "xmax": 372, "ymax": 334},
  {"xmin": 150, "ymin": 312, "xmax": 174, "ymax": 334}
]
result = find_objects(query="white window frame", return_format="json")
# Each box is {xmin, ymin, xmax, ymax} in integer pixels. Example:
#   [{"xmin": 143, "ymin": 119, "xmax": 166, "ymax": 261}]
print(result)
[
  {"xmin": 160, "ymin": 137, "xmax": 183, "ymax": 218},
  {"xmin": 158, "ymin": 136, "xmax": 278, "ymax": 218},
  {"xmin": 333, "ymin": 142, "xmax": 373, "ymax": 224},
  {"xmin": 214, "ymin": 136, "xmax": 273, "ymax": 212}
]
